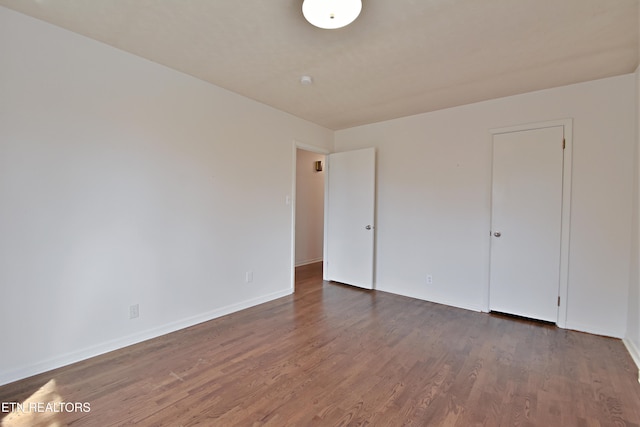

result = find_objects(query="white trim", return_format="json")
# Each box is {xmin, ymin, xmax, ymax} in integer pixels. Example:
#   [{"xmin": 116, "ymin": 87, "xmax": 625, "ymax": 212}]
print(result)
[
  {"xmin": 295, "ymin": 257, "xmax": 323, "ymax": 267},
  {"xmin": 623, "ymin": 338, "xmax": 640, "ymax": 383},
  {"xmin": 558, "ymin": 120, "xmax": 573, "ymax": 329},
  {"xmin": 291, "ymin": 143, "xmax": 298, "ymax": 292},
  {"xmin": 0, "ymin": 289, "xmax": 292, "ymax": 387},
  {"xmin": 490, "ymin": 119, "xmax": 572, "ymax": 136},
  {"xmin": 323, "ymin": 155, "xmax": 330, "ymax": 281},
  {"xmin": 294, "ymin": 141, "xmax": 331, "ymax": 155},
  {"xmin": 564, "ymin": 320, "xmax": 622, "ymax": 339},
  {"xmin": 375, "ymin": 285, "xmax": 483, "ymax": 314},
  {"xmin": 488, "ymin": 119, "xmax": 573, "ymax": 328}
]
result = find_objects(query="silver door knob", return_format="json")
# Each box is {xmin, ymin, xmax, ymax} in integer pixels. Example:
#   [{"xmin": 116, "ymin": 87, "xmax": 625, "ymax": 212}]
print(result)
[
  {"xmin": 365, "ymin": 225, "xmax": 372, "ymax": 230},
  {"xmin": 493, "ymin": 232, "xmax": 501, "ymax": 237}
]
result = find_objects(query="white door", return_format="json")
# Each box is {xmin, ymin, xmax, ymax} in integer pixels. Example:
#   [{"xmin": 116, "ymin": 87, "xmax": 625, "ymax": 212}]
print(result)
[
  {"xmin": 489, "ymin": 126, "xmax": 564, "ymax": 322},
  {"xmin": 324, "ymin": 148, "xmax": 376, "ymax": 289}
]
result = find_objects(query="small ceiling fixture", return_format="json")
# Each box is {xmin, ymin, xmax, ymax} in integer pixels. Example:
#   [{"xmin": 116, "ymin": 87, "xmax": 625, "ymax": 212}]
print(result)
[
  {"xmin": 300, "ymin": 75, "xmax": 313, "ymax": 85},
  {"xmin": 302, "ymin": 0, "xmax": 362, "ymax": 29}
]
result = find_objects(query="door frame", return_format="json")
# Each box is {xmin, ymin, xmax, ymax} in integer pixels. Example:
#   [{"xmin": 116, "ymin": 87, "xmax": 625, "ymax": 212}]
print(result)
[
  {"xmin": 488, "ymin": 119, "xmax": 573, "ymax": 328},
  {"xmin": 290, "ymin": 140, "xmax": 330, "ymax": 291}
]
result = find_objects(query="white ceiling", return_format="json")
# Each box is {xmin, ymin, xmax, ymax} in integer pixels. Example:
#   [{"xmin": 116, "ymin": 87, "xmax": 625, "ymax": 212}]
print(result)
[{"xmin": 1, "ymin": 0, "xmax": 638, "ymax": 130}]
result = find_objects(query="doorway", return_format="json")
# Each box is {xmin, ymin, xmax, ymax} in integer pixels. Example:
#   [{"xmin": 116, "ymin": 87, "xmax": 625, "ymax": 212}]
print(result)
[{"xmin": 294, "ymin": 147, "xmax": 326, "ymax": 288}]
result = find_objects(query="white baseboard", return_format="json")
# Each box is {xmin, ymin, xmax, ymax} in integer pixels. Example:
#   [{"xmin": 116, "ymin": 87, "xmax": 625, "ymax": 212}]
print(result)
[
  {"xmin": 374, "ymin": 284, "xmax": 483, "ymax": 314},
  {"xmin": 295, "ymin": 257, "xmax": 323, "ymax": 267},
  {"xmin": 563, "ymin": 320, "xmax": 623, "ymax": 339},
  {"xmin": 0, "ymin": 288, "xmax": 292, "ymax": 387},
  {"xmin": 623, "ymin": 338, "xmax": 640, "ymax": 383}
]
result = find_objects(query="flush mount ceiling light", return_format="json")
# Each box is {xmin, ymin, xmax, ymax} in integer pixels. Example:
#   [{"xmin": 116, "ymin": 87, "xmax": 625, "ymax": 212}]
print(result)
[{"xmin": 302, "ymin": 0, "xmax": 362, "ymax": 29}]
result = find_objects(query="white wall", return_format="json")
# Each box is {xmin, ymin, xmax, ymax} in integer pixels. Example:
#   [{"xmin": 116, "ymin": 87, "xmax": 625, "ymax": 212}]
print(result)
[
  {"xmin": 295, "ymin": 150, "xmax": 325, "ymax": 266},
  {"xmin": 626, "ymin": 66, "xmax": 640, "ymax": 369},
  {"xmin": 335, "ymin": 74, "xmax": 636, "ymax": 338},
  {"xmin": 0, "ymin": 7, "xmax": 332, "ymax": 385}
]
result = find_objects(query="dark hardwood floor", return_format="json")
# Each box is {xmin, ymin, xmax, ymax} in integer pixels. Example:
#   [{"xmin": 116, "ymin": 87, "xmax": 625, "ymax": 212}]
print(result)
[{"xmin": 2, "ymin": 262, "xmax": 640, "ymax": 426}]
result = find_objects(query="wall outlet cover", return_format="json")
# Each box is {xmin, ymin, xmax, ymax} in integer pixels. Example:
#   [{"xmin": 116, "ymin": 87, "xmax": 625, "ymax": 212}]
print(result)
[{"xmin": 129, "ymin": 304, "xmax": 139, "ymax": 319}]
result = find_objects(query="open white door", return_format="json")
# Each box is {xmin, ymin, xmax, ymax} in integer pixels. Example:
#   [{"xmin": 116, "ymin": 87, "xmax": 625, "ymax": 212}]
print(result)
[
  {"xmin": 489, "ymin": 125, "xmax": 564, "ymax": 322},
  {"xmin": 324, "ymin": 148, "xmax": 376, "ymax": 289}
]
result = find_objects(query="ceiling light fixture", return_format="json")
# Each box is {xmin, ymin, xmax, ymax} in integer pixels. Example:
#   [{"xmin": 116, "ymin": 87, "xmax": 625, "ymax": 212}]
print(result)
[{"xmin": 302, "ymin": 0, "xmax": 362, "ymax": 30}]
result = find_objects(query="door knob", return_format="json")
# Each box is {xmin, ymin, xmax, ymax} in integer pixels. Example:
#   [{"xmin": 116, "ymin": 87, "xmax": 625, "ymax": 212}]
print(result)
[
  {"xmin": 365, "ymin": 225, "xmax": 372, "ymax": 230},
  {"xmin": 493, "ymin": 232, "xmax": 501, "ymax": 237}
]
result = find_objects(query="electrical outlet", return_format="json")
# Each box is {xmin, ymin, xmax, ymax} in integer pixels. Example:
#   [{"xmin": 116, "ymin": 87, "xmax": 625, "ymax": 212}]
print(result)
[
  {"xmin": 245, "ymin": 271, "xmax": 253, "ymax": 283},
  {"xmin": 427, "ymin": 275, "xmax": 433, "ymax": 285},
  {"xmin": 129, "ymin": 304, "xmax": 139, "ymax": 319}
]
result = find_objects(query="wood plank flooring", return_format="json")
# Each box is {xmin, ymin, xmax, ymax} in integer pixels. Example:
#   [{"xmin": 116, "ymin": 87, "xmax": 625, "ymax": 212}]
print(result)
[{"xmin": 1, "ymin": 262, "xmax": 640, "ymax": 426}]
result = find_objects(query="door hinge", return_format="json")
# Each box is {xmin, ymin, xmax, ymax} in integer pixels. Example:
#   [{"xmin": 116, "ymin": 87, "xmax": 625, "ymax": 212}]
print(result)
[
  {"xmin": 557, "ymin": 296, "xmax": 561, "ymax": 306},
  {"xmin": 562, "ymin": 138, "xmax": 565, "ymax": 150}
]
